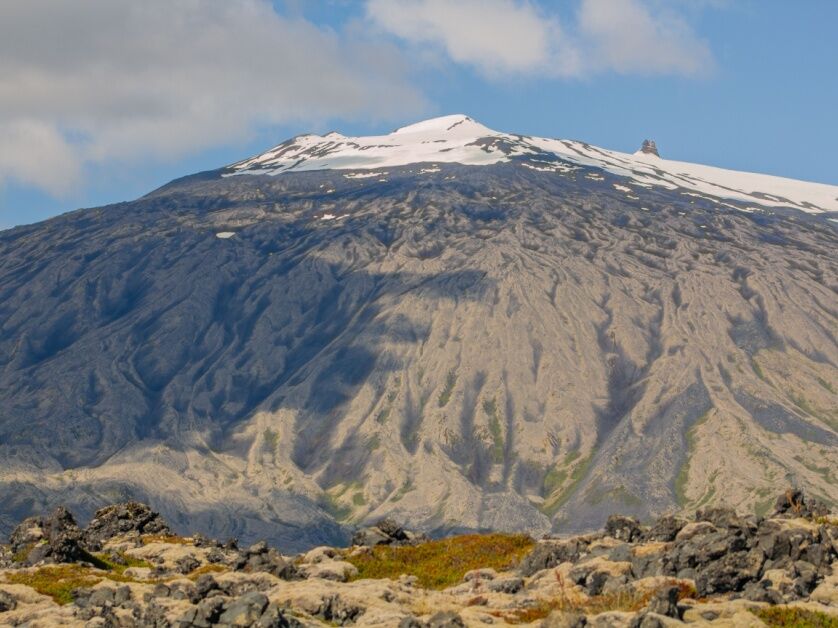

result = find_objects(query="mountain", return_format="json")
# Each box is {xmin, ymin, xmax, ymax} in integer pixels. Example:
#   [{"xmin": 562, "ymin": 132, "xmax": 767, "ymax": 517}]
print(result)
[{"xmin": 1, "ymin": 115, "xmax": 836, "ymax": 551}]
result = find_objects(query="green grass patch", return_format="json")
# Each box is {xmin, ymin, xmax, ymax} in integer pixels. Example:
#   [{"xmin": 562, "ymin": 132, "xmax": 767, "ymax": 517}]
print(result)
[
  {"xmin": 541, "ymin": 455, "xmax": 592, "ymax": 516},
  {"xmin": 262, "ymin": 428, "xmax": 278, "ymax": 452},
  {"xmin": 789, "ymin": 392, "xmax": 818, "ymax": 417},
  {"xmin": 674, "ymin": 410, "xmax": 711, "ymax": 507},
  {"xmin": 483, "ymin": 397, "xmax": 505, "ymax": 464},
  {"xmin": 374, "ymin": 406, "xmax": 391, "ymax": 424},
  {"xmin": 751, "ymin": 358, "xmax": 768, "ymax": 382},
  {"xmin": 6, "ymin": 556, "xmax": 151, "ymax": 605},
  {"xmin": 345, "ymin": 533, "xmax": 533, "ymax": 589},
  {"xmin": 390, "ymin": 479, "xmax": 415, "ymax": 503},
  {"xmin": 7, "ymin": 565, "xmax": 101, "ymax": 605},
  {"xmin": 751, "ymin": 606, "xmax": 838, "ymax": 628},
  {"xmin": 352, "ymin": 492, "xmax": 366, "ymax": 506},
  {"xmin": 12, "ymin": 542, "xmax": 35, "ymax": 563},
  {"xmin": 438, "ymin": 369, "xmax": 457, "ymax": 407},
  {"xmin": 564, "ymin": 450, "xmax": 580, "ymax": 464},
  {"xmin": 90, "ymin": 551, "xmax": 151, "ymax": 575},
  {"xmin": 542, "ymin": 467, "xmax": 568, "ymax": 495},
  {"xmin": 816, "ymin": 377, "xmax": 836, "ymax": 394}
]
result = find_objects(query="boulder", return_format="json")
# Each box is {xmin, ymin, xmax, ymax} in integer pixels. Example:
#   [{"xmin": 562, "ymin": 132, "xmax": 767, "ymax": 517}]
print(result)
[
  {"xmin": 0, "ymin": 590, "xmax": 17, "ymax": 612},
  {"xmin": 232, "ymin": 541, "xmax": 299, "ymax": 580},
  {"xmin": 520, "ymin": 539, "xmax": 588, "ymax": 576},
  {"xmin": 645, "ymin": 585, "xmax": 681, "ymax": 619},
  {"xmin": 217, "ymin": 591, "xmax": 269, "ymax": 626},
  {"xmin": 8, "ymin": 506, "xmax": 86, "ymax": 565},
  {"xmin": 351, "ymin": 517, "xmax": 421, "ymax": 547},
  {"xmin": 772, "ymin": 489, "xmax": 830, "ymax": 520},
  {"xmin": 427, "ymin": 611, "xmax": 466, "ymax": 628},
  {"xmin": 695, "ymin": 548, "xmax": 764, "ymax": 596},
  {"xmin": 83, "ymin": 501, "xmax": 170, "ymax": 549},
  {"xmin": 315, "ymin": 593, "xmax": 364, "ymax": 625},
  {"xmin": 541, "ymin": 610, "xmax": 587, "ymax": 627},
  {"xmin": 605, "ymin": 515, "xmax": 643, "ymax": 543},
  {"xmin": 643, "ymin": 516, "xmax": 686, "ymax": 542}
]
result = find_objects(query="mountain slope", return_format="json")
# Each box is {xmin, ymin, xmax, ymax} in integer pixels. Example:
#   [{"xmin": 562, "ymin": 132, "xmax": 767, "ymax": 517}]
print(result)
[{"xmin": 1, "ymin": 116, "xmax": 836, "ymax": 550}]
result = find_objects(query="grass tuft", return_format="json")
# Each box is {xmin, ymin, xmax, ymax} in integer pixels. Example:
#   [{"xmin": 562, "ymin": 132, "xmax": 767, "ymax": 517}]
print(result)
[
  {"xmin": 345, "ymin": 533, "xmax": 533, "ymax": 590},
  {"xmin": 188, "ymin": 564, "xmax": 228, "ymax": 579},
  {"xmin": 501, "ymin": 578, "xmax": 696, "ymax": 624},
  {"xmin": 140, "ymin": 534, "xmax": 191, "ymax": 545},
  {"xmin": 751, "ymin": 606, "xmax": 838, "ymax": 628},
  {"xmin": 7, "ymin": 565, "xmax": 104, "ymax": 605},
  {"xmin": 438, "ymin": 370, "xmax": 457, "ymax": 407}
]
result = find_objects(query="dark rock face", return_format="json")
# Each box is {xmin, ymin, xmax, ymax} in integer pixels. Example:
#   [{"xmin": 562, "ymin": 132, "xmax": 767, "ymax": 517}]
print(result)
[
  {"xmin": 0, "ymin": 154, "xmax": 836, "ymax": 549},
  {"xmin": 84, "ymin": 501, "xmax": 171, "ymax": 550},
  {"xmin": 639, "ymin": 139, "xmax": 660, "ymax": 157},
  {"xmin": 8, "ymin": 507, "xmax": 86, "ymax": 565}
]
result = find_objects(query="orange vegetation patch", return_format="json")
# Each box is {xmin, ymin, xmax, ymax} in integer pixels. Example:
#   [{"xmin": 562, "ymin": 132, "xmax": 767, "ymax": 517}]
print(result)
[{"xmin": 345, "ymin": 533, "xmax": 534, "ymax": 590}]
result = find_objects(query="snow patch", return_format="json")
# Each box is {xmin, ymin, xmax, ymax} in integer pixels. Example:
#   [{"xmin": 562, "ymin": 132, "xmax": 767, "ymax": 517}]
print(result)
[
  {"xmin": 226, "ymin": 115, "xmax": 838, "ymax": 214},
  {"xmin": 215, "ymin": 232, "xmax": 235, "ymax": 239}
]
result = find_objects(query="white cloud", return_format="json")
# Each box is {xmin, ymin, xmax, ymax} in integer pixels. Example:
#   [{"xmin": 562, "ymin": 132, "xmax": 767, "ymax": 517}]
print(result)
[
  {"xmin": 365, "ymin": 0, "xmax": 713, "ymax": 78},
  {"xmin": 0, "ymin": 0, "xmax": 424, "ymax": 196},
  {"xmin": 578, "ymin": 0, "xmax": 714, "ymax": 76},
  {"xmin": 0, "ymin": 120, "xmax": 81, "ymax": 196},
  {"xmin": 365, "ymin": 0, "xmax": 581, "ymax": 77}
]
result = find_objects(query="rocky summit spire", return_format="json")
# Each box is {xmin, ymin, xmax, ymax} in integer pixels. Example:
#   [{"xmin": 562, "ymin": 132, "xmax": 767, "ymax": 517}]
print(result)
[{"xmin": 640, "ymin": 139, "xmax": 660, "ymax": 157}]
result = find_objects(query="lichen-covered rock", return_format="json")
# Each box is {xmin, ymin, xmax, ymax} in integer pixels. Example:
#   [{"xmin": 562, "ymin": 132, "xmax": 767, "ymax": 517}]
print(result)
[
  {"xmin": 83, "ymin": 501, "xmax": 170, "ymax": 549},
  {"xmin": 520, "ymin": 539, "xmax": 589, "ymax": 576}
]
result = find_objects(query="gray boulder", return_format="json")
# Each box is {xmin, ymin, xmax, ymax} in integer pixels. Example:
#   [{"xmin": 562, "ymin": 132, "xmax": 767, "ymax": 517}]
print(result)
[
  {"xmin": 8, "ymin": 507, "xmax": 86, "ymax": 565},
  {"xmin": 84, "ymin": 501, "xmax": 171, "ymax": 550}
]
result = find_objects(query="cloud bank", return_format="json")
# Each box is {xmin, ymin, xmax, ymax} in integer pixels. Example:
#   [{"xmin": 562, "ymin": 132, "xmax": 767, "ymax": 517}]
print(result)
[
  {"xmin": 366, "ymin": 0, "xmax": 713, "ymax": 78},
  {"xmin": 0, "ymin": 0, "xmax": 422, "ymax": 196}
]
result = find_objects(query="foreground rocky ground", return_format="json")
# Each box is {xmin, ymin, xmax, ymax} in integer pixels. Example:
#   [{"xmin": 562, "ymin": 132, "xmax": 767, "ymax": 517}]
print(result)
[{"xmin": 1, "ymin": 490, "xmax": 837, "ymax": 627}]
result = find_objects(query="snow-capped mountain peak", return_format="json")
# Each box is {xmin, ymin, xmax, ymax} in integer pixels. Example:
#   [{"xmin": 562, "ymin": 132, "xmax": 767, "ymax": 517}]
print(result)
[
  {"xmin": 390, "ymin": 113, "xmax": 491, "ymax": 136},
  {"xmin": 227, "ymin": 115, "xmax": 838, "ymax": 215}
]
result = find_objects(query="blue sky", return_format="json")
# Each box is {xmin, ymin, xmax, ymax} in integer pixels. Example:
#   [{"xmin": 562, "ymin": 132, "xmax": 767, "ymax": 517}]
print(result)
[{"xmin": 1, "ymin": 0, "xmax": 837, "ymax": 228}]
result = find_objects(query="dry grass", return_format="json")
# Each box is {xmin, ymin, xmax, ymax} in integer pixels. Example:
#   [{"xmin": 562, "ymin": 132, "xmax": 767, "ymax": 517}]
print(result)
[
  {"xmin": 499, "ymin": 574, "xmax": 696, "ymax": 624},
  {"xmin": 344, "ymin": 533, "xmax": 534, "ymax": 590},
  {"xmin": 187, "ymin": 564, "xmax": 228, "ymax": 579},
  {"xmin": 752, "ymin": 606, "xmax": 838, "ymax": 628},
  {"xmin": 140, "ymin": 534, "xmax": 191, "ymax": 545}
]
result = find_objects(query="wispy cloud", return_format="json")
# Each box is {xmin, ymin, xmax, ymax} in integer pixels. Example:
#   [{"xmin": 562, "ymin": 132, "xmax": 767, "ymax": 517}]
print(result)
[
  {"xmin": 365, "ymin": 0, "xmax": 714, "ymax": 78},
  {"xmin": 0, "ymin": 0, "xmax": 423, "ymax": 197}
]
